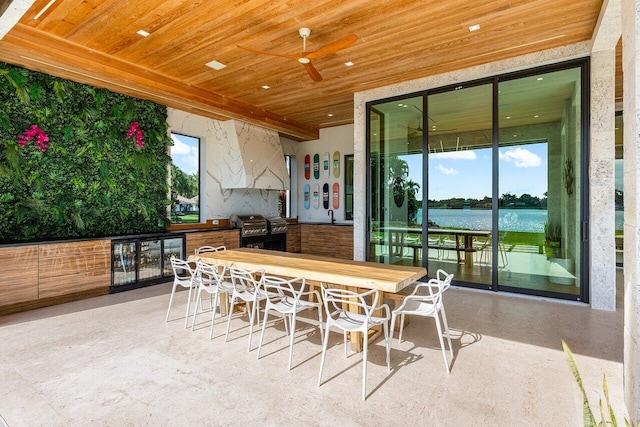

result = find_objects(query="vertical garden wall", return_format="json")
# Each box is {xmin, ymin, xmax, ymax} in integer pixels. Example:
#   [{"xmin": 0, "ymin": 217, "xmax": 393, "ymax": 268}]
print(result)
[{"xmin": 0, "ymin": 62, "xmax": 172, "ymax": 243}]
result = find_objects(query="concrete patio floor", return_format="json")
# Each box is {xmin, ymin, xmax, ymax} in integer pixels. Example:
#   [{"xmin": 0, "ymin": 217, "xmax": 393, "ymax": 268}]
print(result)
[{"xmin": 0, "ymin": 270, "xmax": 625, "ymax": 426}]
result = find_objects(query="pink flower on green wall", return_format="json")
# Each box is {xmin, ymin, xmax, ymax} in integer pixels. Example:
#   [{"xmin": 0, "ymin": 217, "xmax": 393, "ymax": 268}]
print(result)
[
  {"xmin": 17, "ymin": 124, "xmax": 49, "ymax": 152},
  {"xmin": 126, "ymin": 122, "xmax": 145, "ymax": 148}
]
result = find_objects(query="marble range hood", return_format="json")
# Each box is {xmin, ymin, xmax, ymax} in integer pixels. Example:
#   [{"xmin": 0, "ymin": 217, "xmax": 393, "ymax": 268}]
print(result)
[{"xmin": 219, "ymin": 120, "xmax": 290, "ymax": 191}]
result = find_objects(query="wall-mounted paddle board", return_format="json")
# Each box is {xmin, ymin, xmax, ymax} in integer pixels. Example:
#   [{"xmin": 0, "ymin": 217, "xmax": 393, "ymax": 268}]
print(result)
[
  {"xmin": 313, "ymin": 154, "xmax": 320, "ymax": 179},
  {"xmin": 322, "ymin": 183, "xmax": 329, "ymax": 209},
  {"xmin": 303, "ymin": 184, "xmax": 310, "ymax": 209},
  {"xmin": 332, "ymin": 182, "xmax": 339, "ymax": 209},
  {"xmin": 304, "ymin": 154, "xmax": 310, "ymax": 180},
  {"xmin": 323, "ymin": 152, "xmax": 330, "ymax": 178},
  {"xmin": 333, "ymin": 151, "xmax": 340, "ymax": 178},
  {"xmin": 313, "ymin": 184, "xmax": 320, "ymax": 209}
]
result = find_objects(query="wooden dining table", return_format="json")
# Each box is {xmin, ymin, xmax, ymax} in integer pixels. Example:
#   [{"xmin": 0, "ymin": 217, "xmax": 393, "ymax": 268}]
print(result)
[{"xmin": 189, "ymin": 248, "xmax": 427, "ymax": 351}]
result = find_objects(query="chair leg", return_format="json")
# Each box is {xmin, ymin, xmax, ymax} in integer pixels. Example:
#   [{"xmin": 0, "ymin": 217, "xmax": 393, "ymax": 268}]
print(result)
[
  {"xmin": 343, "ymin": 331, "xmax": 348, "ymax": 358},
  {"xmin": 389, "ymin": 312, "xmax": 397, "ymax": 343},
  {"xmin": 225, "ymin": 297, "xmax": 237, "ymax": 342},
  {"xmin": 440, "ymin": 306, "xmax": 453, "ymax": 358},
  {"xmin": 209, "ymin": 292, "xmax": 220, "ymax": 340},
  {"xmin": 317, "ymin": 307, "xmax": 324, "ymax": 344},
  {"xmin": 165, "ymin": 284, "xmax": 177, "ymax": 322},
  {"xmin": 288, "ymin": 314, "xmax": 296, "ymax": 370},
  {"xmin": 247, "ymin": 300, "xmax": 256, "ymax": 352},
  {"xmin": 362, "ymin": 329, "xmax": 368, "ymax": 401},
  {"xmin": 191, "ymin": 288, "xmax": 202, "ymax": 330},
  {"xmin": 257, "ymin": 306, "xmax": 270, "ymax": 360},
  {"xmin": 398, "ymin": 313, "xmax": 406, "ymax": 343},
  {"xmin": 318, "ymin": 325, "xmax": 331, "ymax": 387},
  {"xmin": 184, "ymin": 285, "xmax": 195, "ymax": 329},
  {"xmin": 433, "ymin": 315, "xmax": 450, "ymax": 374},
  {"xmin": 383, "ymin": 321, "xmax": 390, "ymax": 372}
]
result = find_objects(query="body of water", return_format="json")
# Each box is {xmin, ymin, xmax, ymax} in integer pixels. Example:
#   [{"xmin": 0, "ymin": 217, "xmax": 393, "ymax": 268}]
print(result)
[
  {"xmin": 418, "ymin": 208, "xmax": 547, "ymax": 233},
  {"xmin": 417, "ymin": 208, "xmax": 624, "ymax": 233}
]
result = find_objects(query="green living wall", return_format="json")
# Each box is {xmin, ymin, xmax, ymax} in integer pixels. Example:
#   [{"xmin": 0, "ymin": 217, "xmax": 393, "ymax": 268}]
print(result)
[{"xmin": 0, "ymin": 62, "xmax": 172, "ymax": 243}]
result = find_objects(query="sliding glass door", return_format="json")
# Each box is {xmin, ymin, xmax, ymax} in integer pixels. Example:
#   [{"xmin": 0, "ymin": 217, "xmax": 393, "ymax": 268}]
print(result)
[
  {"xmin": 366, "ymin": 59, "xmax": 588, "ymax": 301},
  {"xmin": 497, "ymin": 67, "xmax": 583, "ymax": 297},
  {"xmin": 427, "ymin": 84, "xmax": 493, "ymax": 286}
]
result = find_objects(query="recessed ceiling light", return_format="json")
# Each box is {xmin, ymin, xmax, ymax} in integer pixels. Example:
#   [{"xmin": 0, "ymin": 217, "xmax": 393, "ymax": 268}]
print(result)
[
  {"xmin": 398, "ymin": 103, "xmax": 403, "ymax": 107},
  {"xmin": 506, "ymin": 116, "xmax": 511, "ymax": 119},
  {"xmin": 537, "ymin": 77, "xmax": 544, "ymax": 81},
  {"xmin": 205, "ymin": 60, "xmax": 227, "ymax": 70},
  {"xmin": 513, "ymin": 134, "xmax": 518, "ymax": 138},
  {"xmin": 345, "ymin": 61, "xmax": 354, "ymax": 67},
  {"xmin": 534, "ymin": 114, "xmax": 539, "ymax": 118},
  {"xmin": 403, "ymin": 104, "xmax": 408, "ymax": 108},
  {"xmin": 137, "ymin": 29, "xmax": 150, "ymax": 37},
  {"xmin": 469, "ymin": 24, "xmax": 481, "ymax": 32},
  {"xmin": 327, "ymin": 113, "xmax": 334, "ymax": 117},
  {"xmin": 261, "ymin": 85, "xmax": 270, "ymax": 89}
]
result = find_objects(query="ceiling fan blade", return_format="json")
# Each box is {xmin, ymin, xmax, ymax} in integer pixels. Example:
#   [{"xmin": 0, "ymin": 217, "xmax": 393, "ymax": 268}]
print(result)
[
  {"xmin": 305, "ymin": 34, "xmax": 357, "ymax": 60},
  {"xmin": 237, "ymin": 45, "xmax": 299, "ymax": 60},
  {"xmin": 303, "ymin": 62, "xmax": 323, "ymax": 81}
]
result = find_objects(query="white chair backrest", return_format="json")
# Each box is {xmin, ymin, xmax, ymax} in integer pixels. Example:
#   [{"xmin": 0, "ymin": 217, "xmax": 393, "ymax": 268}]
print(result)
[
  {"xmin": 195, "ymin": 260, "xmax": 226, "ymax": 286},
  {"xmin": 261, "ymin": 276, "xmax": 305, "ymax": 303},
  {"xmin": 170, "ymin": 257, "xmax": 194, "ymax": 280},
  {"xmin": 421, "ymin": 269, "xmax": 454, "ymax": 303},
  {"xmin": 229, "ymin": 266, "xmax": 265, "ymax": 293},
  {"xmin": 195, "ymin": 245, "xmax": 226, "ymax": 254},
  {"xmin": 321, "ymin": 286, "xmax": 380, "ymax": 320}
]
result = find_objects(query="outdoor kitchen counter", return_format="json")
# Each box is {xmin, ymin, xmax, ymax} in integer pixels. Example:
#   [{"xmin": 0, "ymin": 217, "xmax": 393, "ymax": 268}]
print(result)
[{"xmin": 299, "ymin": 223, "xmax": 354, "ymax": 259}]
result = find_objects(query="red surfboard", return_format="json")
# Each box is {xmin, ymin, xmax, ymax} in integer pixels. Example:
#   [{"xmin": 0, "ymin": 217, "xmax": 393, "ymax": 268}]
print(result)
[
  {"xmin": 304, "ymin": 154, "xmax": 310, "ymax": 180},
  {"xmin": 332, "ymin": 182, "xmax": 339, "ymax": 209}
]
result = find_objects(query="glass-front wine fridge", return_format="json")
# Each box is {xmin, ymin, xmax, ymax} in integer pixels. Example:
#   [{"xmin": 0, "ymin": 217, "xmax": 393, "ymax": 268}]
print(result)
[{"xmin": 110, "ymin": 233, "xmax": 186, "ymax": 293}]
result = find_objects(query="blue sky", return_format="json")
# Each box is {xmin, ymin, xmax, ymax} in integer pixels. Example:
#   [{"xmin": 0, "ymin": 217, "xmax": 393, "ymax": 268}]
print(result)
[
  {"xmin": 170, "ymin": 133, "xmax": 199, "ymax": 175},
  {"xmin": 400, "ymin": 142, "xmax": 548, "ymax": 200}
]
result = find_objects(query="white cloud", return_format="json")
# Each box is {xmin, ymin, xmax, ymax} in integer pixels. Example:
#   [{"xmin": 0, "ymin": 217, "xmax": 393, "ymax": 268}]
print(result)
[
  {"xmin": 170, "ymin": 135, "xmax": 199, "ymax": 174},
  {"xmin": 430, "ymin": 150, "xmax": 477, "ymax": 160},
  {"xmin": 170, "ymin": 134, "xmax": 192, "ymax": 155},
  {"xmin": 436, "ymin": 164, "xmax": 459, "ymax": 175},
  {"xmin": 499, "ymin": 147, "xmax": 541, "ymax": 167}
]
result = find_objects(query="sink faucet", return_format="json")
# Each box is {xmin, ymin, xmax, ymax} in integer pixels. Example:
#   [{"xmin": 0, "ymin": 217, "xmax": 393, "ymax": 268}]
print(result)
[{"xmin": 327, "ymin": 209, "xmax": 335, "ymax": 225}]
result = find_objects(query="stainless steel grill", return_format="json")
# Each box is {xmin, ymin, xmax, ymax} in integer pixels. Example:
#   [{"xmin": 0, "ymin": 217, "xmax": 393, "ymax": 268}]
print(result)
[
  {"xmin": 230, "ymin": 214, "xmax": 287, "ymax": 251},
  {"xmin": 230, "ymin": 214, "xmax": 268, "ymax": 237},
  {"xmin": 266, "ymin": 216, "xmax": 288, "ymax": 234}
]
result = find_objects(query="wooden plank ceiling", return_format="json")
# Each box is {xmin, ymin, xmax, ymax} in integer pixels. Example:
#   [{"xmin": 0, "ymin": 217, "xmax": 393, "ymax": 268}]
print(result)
[{"xmin": 0, "ymin": 0, "xmax": 606, "ymax": 141}]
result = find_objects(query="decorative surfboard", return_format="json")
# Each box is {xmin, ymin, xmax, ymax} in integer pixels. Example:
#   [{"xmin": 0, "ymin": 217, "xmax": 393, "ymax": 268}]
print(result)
[
  {"xmin": 323, "ymin": 152, "xmax": 330, "ymax": 178},
  {"xmin": 313, "ymin": 154, "xmax": 320, "ymax": 179},
  {"xmin": 304, "ymin": 154, "xmax": 310, "ymax": 180},
  {"xmin": 332, "ymin": 182, "xmax": 340, "ymax": 209},
  {"xmin": 333, "ymin": 151, "xmax": 340, "ymax": 178},
  {"xmin": 303, "ymin": 184, "xmax": 310, "ymax": 209},
  {"xmin": 313, "ymin": 184, "xmax": 320, "ymax": 209},
  {"xmin": 322, "ymin": 183, "xmax": 329, "ymax": 209}
]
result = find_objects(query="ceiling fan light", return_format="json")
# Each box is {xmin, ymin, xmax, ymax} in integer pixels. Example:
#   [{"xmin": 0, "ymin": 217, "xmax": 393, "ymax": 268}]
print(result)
[{"xmin": 298, "ymin": 57, "xmax": 311, "ymax": 64}]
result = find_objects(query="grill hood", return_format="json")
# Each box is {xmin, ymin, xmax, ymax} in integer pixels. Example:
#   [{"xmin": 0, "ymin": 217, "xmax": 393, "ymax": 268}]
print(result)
[{"xmin": 218, "ymin": 120, "xmax": 290, "ymax": 191}]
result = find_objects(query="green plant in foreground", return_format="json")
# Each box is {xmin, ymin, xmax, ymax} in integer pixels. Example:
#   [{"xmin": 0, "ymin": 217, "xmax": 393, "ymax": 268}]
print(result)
[{"xmin": 562, "ymin": 340, "xmax": 636, "ymax": 427}]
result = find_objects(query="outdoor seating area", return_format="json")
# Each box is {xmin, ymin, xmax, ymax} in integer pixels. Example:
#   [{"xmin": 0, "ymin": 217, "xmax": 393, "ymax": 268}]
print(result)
[{"xmin": 0, "ymin": 268, "xmax": 625, "ymax": 424}]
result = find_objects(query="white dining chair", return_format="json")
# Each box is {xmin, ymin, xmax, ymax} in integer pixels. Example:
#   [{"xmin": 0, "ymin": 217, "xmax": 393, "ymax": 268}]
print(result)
[
  {"xmin": 165, "ymin": 257, "xmax": 198, "ymax": 328},
  {"xmin": 257, "ymin": 276, "xmax": 324, "ymax": 369},
  {"xmin": 190, "ymin": 260, "xmax": 229, "ymax": 339},
  {"xmin": 318, "ymin": 286, "xmax": 391, "ymax": 400},
  {"xmin": 390, "ymin": 269, "xmax": 454, "ymax": 373},
  {"xmin": 225, "ymin": 266, "xmax": 267, "ymax": 351},
  {"xmin": 195, "ymin": 245, "xmax": 226, "ymax": 254}
]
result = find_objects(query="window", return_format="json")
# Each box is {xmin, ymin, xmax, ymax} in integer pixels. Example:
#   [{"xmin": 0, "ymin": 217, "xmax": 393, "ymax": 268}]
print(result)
[
  {"xmin": 279, "ymin": 155, "xmax": 292, "ymax": 218},
  {"xmin": 169, "ymin": 132, "xmax": 200, "ymax": 224},
  {"xmin": 345, "ymin": 154, "xmax": 354, "ymax": 220}
]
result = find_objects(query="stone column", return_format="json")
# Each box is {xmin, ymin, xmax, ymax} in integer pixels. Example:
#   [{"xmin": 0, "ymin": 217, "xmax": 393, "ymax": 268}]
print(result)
[
  {"xmin": 590, "ymin": 48, "xmax": 617, "ymax": 310},
  {"xmin": 622, "ymin": 0, "xmax": 640, "ymax": 422}
]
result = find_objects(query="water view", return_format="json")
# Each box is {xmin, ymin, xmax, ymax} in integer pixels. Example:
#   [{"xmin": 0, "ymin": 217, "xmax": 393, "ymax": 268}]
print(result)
[{"xmin": 418, "ymin": 208, "xmax": 548, "ymax": 233}]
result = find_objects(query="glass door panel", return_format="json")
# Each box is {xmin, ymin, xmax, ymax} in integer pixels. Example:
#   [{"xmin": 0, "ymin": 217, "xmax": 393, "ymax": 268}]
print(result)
[
  {"xmin": 369, "ymin": 97, "xmax": 424, "ymax": 267},
  {"xmin": 497, "ymin": 67, "xmax": 582, "ymax": 297},
  {"xmin": 139, "ymin": 239, "xmax": 162, "ymax": 281},
  {"xmin": 112, "ymin": 240, "xmax": 137, "ymax": 287},
  {"xmin": 427, "ymin": 84, "xmax": 493, "ymax": 285},
  {"xmin": 163, "ymin": 237, "xmax": 184, "ymax": 276}
]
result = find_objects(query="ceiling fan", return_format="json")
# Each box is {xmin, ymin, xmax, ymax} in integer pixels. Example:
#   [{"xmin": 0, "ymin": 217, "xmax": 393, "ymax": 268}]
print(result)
[{"xmin": 238, "ymin": 28, "xmax": 357, "ymax": 82}]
